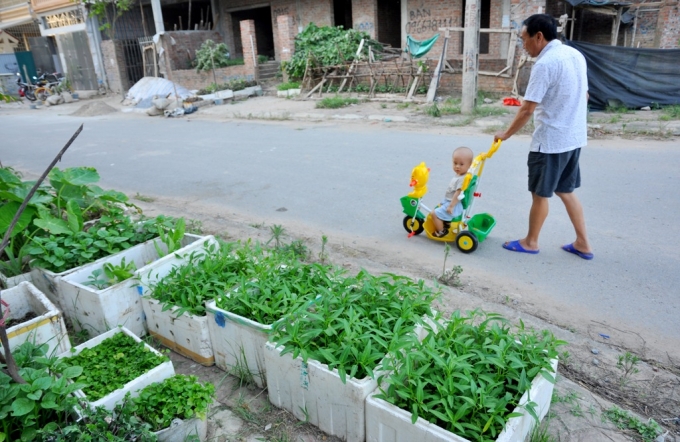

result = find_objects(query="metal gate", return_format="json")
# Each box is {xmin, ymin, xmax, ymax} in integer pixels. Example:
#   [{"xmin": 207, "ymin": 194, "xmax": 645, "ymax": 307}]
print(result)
[
  {"xmin": 57, "ymin": 31, "xmax": 97, "ymax": 90},
  {"xmin": 28, "ymin": 37, "xmax": 59, "ymax": 74},
  {"xmin": 105, "ymin": 3, "xmax": 154, "ymax": 86}
]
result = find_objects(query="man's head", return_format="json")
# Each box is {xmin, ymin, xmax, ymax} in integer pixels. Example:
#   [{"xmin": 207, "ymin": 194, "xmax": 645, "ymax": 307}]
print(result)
[
  {"xmin": 452, "ymin": 147, "xmax": 474, "ymax": 176},
  {"xmin": 520, "ymin": 14, "xmax": 558, "ymax": 57}
]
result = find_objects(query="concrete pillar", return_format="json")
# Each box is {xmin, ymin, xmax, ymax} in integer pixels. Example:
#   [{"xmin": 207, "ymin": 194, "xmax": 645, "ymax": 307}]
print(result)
[
  {"xmin": 277, "ymin": 15, "xmax": 296, "ymax": 62},
  {"xmin": 151, "ymin": 0, "xmax": 165, "ymax": 34},
  {"xmin": 240, "ymin": 19, "xmax": 259, "ymax": 81},
  {"xmin": 461, "ymin": 0, "xmax": 480, "ymax": 114}
]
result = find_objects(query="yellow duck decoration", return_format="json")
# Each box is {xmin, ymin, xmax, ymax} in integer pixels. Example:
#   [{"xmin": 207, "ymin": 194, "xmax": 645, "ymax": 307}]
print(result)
[{"xmin": 407, "ymin": 162, "xmax": 430, "ymax": 198}]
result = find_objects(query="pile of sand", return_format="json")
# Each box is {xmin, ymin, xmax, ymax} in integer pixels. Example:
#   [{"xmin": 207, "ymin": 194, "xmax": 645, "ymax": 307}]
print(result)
[{"xmin": 70, "ymin": 102, "xmax": 118, "ymax": 117}]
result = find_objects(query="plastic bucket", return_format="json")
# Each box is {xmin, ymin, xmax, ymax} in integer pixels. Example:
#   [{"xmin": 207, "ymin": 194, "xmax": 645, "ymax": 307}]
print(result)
[{"xmin": 467, "ymin": 213, "xmax": 496, "ymax": 242}]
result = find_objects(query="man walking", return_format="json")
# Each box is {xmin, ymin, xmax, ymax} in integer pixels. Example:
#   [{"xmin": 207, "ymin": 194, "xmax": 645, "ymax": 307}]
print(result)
[{"xmin": 494, "ymin": 14, "xmax": 593, "ymax": 260}]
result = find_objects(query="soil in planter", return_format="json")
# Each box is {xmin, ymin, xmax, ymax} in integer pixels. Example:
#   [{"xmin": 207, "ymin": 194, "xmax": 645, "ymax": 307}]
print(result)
[{"xmin": 5, "ymin": 311, "xmax": 38, "ymax": 328}]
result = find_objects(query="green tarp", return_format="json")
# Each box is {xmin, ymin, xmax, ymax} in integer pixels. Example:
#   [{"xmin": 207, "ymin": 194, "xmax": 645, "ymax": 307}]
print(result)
[{"xmin": 405, "ymin": 34, "xmax": 440, "ymax": 59}]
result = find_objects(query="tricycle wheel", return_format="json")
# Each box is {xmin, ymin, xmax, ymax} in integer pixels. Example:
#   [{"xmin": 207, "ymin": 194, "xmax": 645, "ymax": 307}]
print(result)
[
  {"xmin": 456, "ymin": 231, "xmax": 478, "ymax": 253},
  {"xmin": 403, "ymin": 216, "xmax": 424, "ymax": 235}
]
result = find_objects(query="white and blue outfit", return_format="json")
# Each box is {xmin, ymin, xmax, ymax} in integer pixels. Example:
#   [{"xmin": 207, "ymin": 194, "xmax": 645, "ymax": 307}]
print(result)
[{"xmin": 434, "ymin": 175, "xmax": 465, "ymax": 221}]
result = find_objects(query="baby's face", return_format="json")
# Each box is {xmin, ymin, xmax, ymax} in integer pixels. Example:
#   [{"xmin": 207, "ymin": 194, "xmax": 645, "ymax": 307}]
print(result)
[{"xmin": 452, "ymin": 152, "xmax": 472, "ymax": 176}]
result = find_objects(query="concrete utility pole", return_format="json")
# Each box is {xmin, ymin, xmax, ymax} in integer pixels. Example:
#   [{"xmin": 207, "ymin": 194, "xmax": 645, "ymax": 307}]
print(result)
[{"xmin": 461, "ymin": 0, "xmax": 481, "ymax": 114}]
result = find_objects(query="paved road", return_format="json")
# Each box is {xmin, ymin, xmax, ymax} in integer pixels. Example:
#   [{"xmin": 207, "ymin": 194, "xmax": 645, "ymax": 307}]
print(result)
[{"xmin": 2, "ymin": 112, "xmax": 679, "ymax": 355}]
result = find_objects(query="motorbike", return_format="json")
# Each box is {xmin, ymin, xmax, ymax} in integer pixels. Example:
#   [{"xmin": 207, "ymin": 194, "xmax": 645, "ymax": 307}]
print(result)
[
  {"xmin": 34, "ymin": 72, "xmax": 68, "ymax": 101},
  {"xmin": 16, "ymin": 73, "xmax": 36, "ymax": 102}
]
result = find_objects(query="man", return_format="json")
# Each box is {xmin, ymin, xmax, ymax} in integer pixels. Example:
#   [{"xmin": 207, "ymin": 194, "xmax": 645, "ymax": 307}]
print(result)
[{"xmin": 494, "ymin": 14, "xmax": 593, "ymax": 260}]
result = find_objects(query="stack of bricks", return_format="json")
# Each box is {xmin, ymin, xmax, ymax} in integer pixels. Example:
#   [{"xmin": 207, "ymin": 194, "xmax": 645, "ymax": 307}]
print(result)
[{"xmin": 240, "ymin": 19, "xmax": 259, "ymax": 81}]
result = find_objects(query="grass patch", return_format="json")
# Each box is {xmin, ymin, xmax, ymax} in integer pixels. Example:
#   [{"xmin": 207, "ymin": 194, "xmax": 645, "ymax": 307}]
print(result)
[
  {"xmin": 602, "ymin": 406, "xmax": 662, "ymax": 442},
  {"xmin": 424, "ymin": 103, "xmax": 441, "ymax": 117},
  {"xmin": 608, "ymin": 115, "xmax": 622, "ymax": 124},
  {"xmin": 134, "ymin": 193, "xmax": 155, "ymax": 202},
  {"xmin": 606, "ymin": 103, "xmax": 632, "ymax": 114},
  {"xmin": 472, "ymin": 105, "xmax": 508, "ymax": 117},
  {"xmin": 396, "ymin": 102, "xmax": 410, "ymax": 110},
  {"xmin": 661, "ymin": 104, "xmax": 680, "ymax": 119},
  {"xmin": 277, "ymin": 81, "xmax": 300, "ymax": 91},
  {"xmin": 316, "ymin": 96, "xmax": 359, "ymax": 109}
]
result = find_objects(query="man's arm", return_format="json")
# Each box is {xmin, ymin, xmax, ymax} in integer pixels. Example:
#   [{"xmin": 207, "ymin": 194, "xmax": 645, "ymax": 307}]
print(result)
[{"xmin": 494, "ymin": 100, "xmax": 538, "ymax": 142}]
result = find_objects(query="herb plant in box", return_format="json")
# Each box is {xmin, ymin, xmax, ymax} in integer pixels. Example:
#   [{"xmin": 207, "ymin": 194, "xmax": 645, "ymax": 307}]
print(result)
[
  {"xmin": 133, "ymin": 374, "xmax": 215, "ymax": 441},
  {"xmin": 142, "ymin": 240, "xmax": 260, "ymax": 366},
  {"xmin": 58, "ymin": 218, "xmax": 211, "ymax": 338},
  {"xmin": 59, "ymin": 326, "xmax": 174, "ymax": 411},
  {"xmin": 367, "ymin": 310, "xmax": 564, "ymax": 442},
  {"xmin": 207, "ymin": 251, "xmax": 346, "ymax": 388},
  {"xmin": 27, "ymin": 213, "xmax": 171, "ymax": 308},
  {"xmin": 264, "ymin": 270, "xmax": 439, "ymax": 442},
  {"xmin": 0, "ymin": 340, "xmax": 86, "ymax": 442}
]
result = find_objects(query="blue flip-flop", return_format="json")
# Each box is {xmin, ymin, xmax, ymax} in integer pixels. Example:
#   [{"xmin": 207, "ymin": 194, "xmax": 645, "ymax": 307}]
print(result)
[
  {"xmin": 502, "ymin": 240, "xmax": 539, "ymax": 254},
  {"xmin": 562, "ymin": 243, "xmax": 594, "ymax": 260}
]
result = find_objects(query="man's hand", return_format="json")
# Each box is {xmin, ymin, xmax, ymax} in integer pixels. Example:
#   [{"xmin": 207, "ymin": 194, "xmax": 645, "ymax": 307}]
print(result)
[{"xmin": 494, "ymin": 131, "xmax": 509, "ymax": 142}]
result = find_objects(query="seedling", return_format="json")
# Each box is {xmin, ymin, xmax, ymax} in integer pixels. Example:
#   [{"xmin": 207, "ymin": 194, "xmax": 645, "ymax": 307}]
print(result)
[
  {"xmin": 154, "ymin": 217, "xmax": 186, "ymax": 257},
  {"xmin": 86, "ymin": 258, "xmax": 137, "ymax": 289},
  {"xmin": 319, "ymin": 235, "xmax": 328, "ymax": 264},
  {"xmin": 602, "ymin": 406, "xmax": 662, "ymax": 441},
  {"xmin": 616, "ymin": 351, "xmax": 640, "ymax": 386},
  {"xmin": 267, "ymin": 224, "xmax": 286, "ymax": 249}
]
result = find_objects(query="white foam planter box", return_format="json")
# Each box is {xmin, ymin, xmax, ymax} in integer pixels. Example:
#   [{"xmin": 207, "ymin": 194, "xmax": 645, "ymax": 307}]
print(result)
[
  {"xmin": 142, "ymin": 297, "xmax": 215, "ymax": 366},
  {"xmin": 58, "ymin": 234, "xmax": 207, "ymax": 337},
  {"xmin": 155, "ymin": 417, "xmax": 207, "ymax": 442},
  {"xmin": 205, "ymin": 299, "xmax": 272, "ymax": 388},
  {"xmin": 137, "ymin": 236, "xmax": 219, "ymax": 365},
  {"xmin": 1, "ymin": 281, "xmax": 71, "ymax": 356},
  {"xmin": 0, "ymin": 268, "xmax": 31, "ymax": 289},
  {"xmin": 58, "ymin": 326, "xmax": 175, "ymax": 411},
  {"xmin": 364, "ymin": 358, "xmax": 559, "ymax": 442},
  {"xmin": 265, "ymin": 341, "xmax": 381, "ymax": 442}
]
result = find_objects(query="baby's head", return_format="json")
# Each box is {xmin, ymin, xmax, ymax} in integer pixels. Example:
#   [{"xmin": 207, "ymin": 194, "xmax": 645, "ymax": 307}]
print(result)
[{"xmin": 452, "ymin": 147, "xmax": 474, "ymax": 176}]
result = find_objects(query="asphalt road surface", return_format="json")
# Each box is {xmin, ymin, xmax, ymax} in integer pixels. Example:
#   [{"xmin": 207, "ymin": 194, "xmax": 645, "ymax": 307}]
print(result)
[{"xmin": 2, "ymin": 113, "xmax": 679, "ymax": 356}]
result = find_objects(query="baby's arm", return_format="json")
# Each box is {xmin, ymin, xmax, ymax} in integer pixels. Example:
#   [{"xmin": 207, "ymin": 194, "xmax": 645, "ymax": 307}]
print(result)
[{"xmin": 446, "ymin": 189, "xmax": 462, "ymax": 214}]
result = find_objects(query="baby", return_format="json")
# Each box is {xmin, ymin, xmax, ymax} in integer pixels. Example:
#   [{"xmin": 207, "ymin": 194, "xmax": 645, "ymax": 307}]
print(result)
[{"xmin": 432, "ymin": 147, "xmax": 474, "ymax": 237}]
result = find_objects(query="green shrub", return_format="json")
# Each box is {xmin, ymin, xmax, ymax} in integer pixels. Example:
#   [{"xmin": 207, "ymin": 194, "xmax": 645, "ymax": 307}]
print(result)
[
  {"xmin": 194, "ymin": 40, "xmax": 231, "ymax": 72},
  {"xmin": 277, "ymin": 81, "xmax": 300, "ymax": 91},
  {"xmin": 285, "ymin": 23, "xmax": 381, "ymax": 79}
]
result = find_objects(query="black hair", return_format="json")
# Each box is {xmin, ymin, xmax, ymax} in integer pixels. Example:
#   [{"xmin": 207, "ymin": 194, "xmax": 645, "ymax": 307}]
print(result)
[{"xmin": 523, "ymin": 14, "xmax": 558, "ymax": 41}]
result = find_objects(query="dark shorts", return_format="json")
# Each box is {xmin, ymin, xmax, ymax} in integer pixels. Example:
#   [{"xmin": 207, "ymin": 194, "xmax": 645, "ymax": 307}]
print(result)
[{"xmin": 528, "ymin": 148, "xmax": 581, "ymax": 198}]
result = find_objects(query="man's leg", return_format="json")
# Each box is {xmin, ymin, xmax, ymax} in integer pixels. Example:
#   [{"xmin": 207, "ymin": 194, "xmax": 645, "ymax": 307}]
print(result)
[
  {"xmin": 556, "ymin": 191, "xmax": 592, "ymax": 253},
  {"xmin": 520, "ymin": 192, "xmax": 549, "ymax": 251}
]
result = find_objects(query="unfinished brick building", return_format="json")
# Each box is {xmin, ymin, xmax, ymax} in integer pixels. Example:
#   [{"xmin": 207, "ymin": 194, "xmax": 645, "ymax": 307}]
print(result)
[{"xmin": 207, "ymin": 0, "xmax": 678, "ymax": 93}]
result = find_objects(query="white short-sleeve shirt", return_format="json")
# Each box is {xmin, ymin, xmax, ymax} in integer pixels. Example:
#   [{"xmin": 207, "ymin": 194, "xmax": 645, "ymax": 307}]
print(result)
[{"xmin": 524, "ymin": 40, "xmax": 588, "ymax": 154}]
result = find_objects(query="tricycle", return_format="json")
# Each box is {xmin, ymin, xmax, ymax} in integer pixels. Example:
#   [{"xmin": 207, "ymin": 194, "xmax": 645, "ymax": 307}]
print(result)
[{"xmin": 400, "ymin": 140, "xmax": 501, "ymax": 253}]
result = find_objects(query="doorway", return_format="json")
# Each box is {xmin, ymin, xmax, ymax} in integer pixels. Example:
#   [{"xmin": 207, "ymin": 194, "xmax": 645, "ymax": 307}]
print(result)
[
  {"xmin": 333, "ymin": 0, "xmax": 353, "ymax": 30},
  {"xmin": 377, "ymin": 0, "xmax": 401, "ymax": 47},
  {"xmin": 231, "ymin": 6, "xmax": 275, "ymax": 59}
]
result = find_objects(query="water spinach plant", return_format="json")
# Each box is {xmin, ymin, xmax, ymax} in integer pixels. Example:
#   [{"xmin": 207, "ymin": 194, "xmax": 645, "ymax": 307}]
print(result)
[
  {"xmin": 60, "ymin": 331, "xmax": 168, "ymax": 401},
  {"xmin": 147, "ymin": 240, "xmax": 267, "ymax": 317},
  {"xmin": 86, "ymin": 257, "xmax": 138, "ymax": 289},
  {"xmin": 132, "ymin": 374, "xmax": 215, "ymax": 431},
  {"xmin": 374, "ymin": 310, "xmax": 565, "ymax": 442},
  {"xmin": 214, "ymin": 255, "xmax": 347, "ymax": 325},
  {"xmin": 270, "ymin": 271, "xmax": 440, "ymax": 383}
]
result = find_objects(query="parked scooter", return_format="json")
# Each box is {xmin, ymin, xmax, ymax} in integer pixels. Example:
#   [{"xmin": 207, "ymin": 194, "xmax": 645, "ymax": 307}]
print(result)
[{"xmin": 15, "ymin": 73, "xmax": 36, "ymax": 101}]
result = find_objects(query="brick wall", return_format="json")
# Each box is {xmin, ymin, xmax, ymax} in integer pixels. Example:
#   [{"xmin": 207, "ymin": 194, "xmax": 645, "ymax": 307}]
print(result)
[
  {"xmin": 101, "ymin": 40, "xmax": 129, "ymax": 94},
  {"xmin": 167, "ymin": 65, "xmax": 252, "ymax": 90},
  {"xmin": 656, "ymin": 2, "xmax": 680, "ymax": 48},
  {"xmin": 277, "ymin": 14, "xmax": 296, "ymax": 62},
  {"xmin": 353, "ymin": 0, "xmax": 378, "ymax": 38},
  {"xmin": 164, "ymin": 31, "xmax": 223, "ymax": 71}
]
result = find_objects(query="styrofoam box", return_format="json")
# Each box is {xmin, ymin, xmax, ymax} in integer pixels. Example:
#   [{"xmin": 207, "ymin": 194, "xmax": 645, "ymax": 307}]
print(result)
[
  {"xmin": 142, "ymin": 297, "xmax": 215, "ymax": 366},
  {"xmin": 155, "ymin": 417, "xmax": 207, "ymax": 442},
  {"xmin": 59, "ymin": 326, "xmax": 175, "ymax": 411},
  {"xmin": 0, "ymin": 269, "xmax": 31, "ymax": 289},
  {"xmin": 137, "ymin": 236, "xmax": 219, "ymax": 366},
  {"xmin": 265, "ymin": 341, "xmax": 381, "ymax": 442},
  {"xmin": 1, "ymin": 281, "xmax": 71, "ymax": 356},
  {"xmin": 364, "ymin": 358, "xmax": 559, "ymax": 442},
  {"xmin": 58, "ymin": 234, "xmax": 208, "ymax": 337},
  {"xmin": 205, "ymin": 299, "xmax": 270, "ymax": 388}
]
